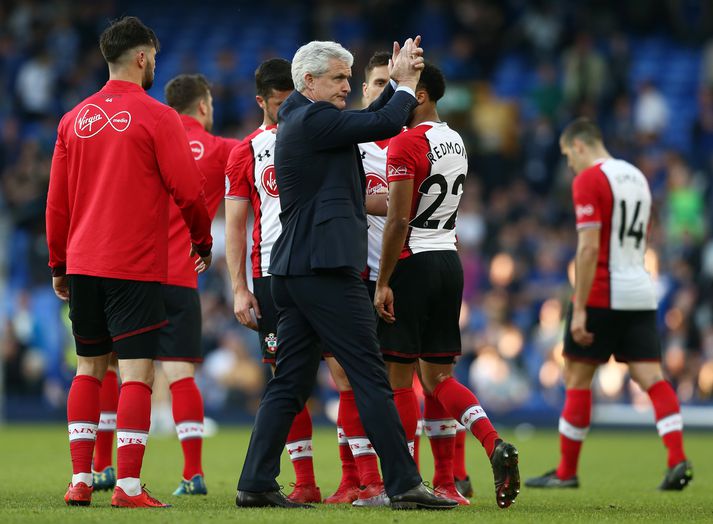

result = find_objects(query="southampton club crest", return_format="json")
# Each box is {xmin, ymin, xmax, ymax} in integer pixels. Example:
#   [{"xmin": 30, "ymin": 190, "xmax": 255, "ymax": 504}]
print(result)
[{"xmin": 265, "ymin": 333, "xmax": 278, "ymax": 354}]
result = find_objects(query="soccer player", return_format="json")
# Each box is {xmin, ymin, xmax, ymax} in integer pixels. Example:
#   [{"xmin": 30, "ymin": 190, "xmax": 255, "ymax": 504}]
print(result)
[
  {"xmin": 375, "ymin": 62, "xmax": 520, "ymax": 509},
  {"xmin": 225, "ymin": 58, "xmax": 323, "ymax": 504},
  {"xmin": 525, "ymin": 118, "xmax": 693, "ymax": 491},
  {"xmin": 47, "ymin": 16, "xmax": 213, "ymax": 508},
  {"xmin": 91, "ymin": 74, "xmax": 239, "ymax": 496}
]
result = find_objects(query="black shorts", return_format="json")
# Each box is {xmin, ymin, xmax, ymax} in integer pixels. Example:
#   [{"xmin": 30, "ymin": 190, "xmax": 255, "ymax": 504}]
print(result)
[
  {"xmin": 364, "ymin": 279, "xmax": 376, "ymax": 303},
  {"xmin": 156, "ymin": 285, "xmax": 202, "ymax": 362},
  {"xmin": 378, "ymin": 250, "xmax": 463, "ymax": 364},
  {"xmin": 253, "ymin": 276, "xmax": 281, "ymax": 364},
  {"xmin": 563, "ymin": 305, "xmax": 662, "ymax": 364},
  {"xmin": 68, "ymin": 275, "xmax": 166, "ymax": 359}
]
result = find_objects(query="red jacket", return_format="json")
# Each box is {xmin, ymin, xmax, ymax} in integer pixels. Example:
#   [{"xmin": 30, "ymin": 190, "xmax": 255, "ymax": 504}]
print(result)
[
  {"xmin": 46, "ymin": 80, "xmax": 212, "ymax": 282},
  {"xmin": 165, "ymin": 114, "xmax": 239, "ymax": 288}
]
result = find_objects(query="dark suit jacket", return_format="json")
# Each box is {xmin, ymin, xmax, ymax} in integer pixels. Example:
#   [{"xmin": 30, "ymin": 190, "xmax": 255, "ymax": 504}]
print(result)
[{"xmin": 269, "ymin": 84, "xmax": 417, "ymax": 276}]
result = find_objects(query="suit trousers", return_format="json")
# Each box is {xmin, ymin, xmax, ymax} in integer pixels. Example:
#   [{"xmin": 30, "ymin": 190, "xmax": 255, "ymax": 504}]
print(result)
[{"xmin": 237, "ymin": 269, "xmax": 422, "ymax": 496}]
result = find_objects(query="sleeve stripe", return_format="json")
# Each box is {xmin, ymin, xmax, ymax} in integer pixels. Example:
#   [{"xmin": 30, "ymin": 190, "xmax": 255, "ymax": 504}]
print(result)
[{"xmin": 576, "ymin": 222, "xmax": 602, "ymax": 230}]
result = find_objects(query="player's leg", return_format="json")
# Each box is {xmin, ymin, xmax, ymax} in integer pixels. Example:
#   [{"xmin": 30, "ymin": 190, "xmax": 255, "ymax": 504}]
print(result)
[
  {"xmin": 156, "ymin": 285, "xmax": 207, "ymax": 496},
  {"xmin": 621, "ymin": 308, "xmax": 692, "ymax": 490},
  {"xmin": 252, "ymin": 276, "xmax": 320, "ymax": 502},
  {"xmin": 629, "ymin": 361, "xmax": 692, "ymax": 489},
  {"xmin": 93, "ymin": 354, "xmax": 118, "ymax": 491},
  {"xmin": 323, "ymin": 356, "xmax": 361, "ymax": 504},
  {"xmin": 64, "ymin": 274, "xmax": 112, "ymax": 506},
  {"xmin": 453, "ymin": 423, "xmax": 472, "ymax": 497},
  {"xmin": 163, "ymin": 361, "xmax": 207, "ymax": 495},
  {"xmin": 104, "ymin": 278, "xmax": 169, "ymax": 508}
]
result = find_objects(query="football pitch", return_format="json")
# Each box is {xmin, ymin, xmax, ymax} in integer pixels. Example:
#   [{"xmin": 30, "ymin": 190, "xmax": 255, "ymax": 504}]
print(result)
[{"xmin": 0, "ymin": 425, "xmax": 711, "ymax": 523}]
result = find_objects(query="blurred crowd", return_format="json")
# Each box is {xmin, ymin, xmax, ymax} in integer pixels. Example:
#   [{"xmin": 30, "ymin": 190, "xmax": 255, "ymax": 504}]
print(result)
[{"xmin": 1, "ymin": 0, "xmax": 712, "ymax": 422}]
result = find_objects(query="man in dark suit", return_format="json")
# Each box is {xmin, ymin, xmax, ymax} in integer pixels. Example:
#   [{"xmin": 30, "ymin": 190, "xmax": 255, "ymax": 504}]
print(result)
[{"xmin": 236, "ymin": 37, "xmax": 456, "ymax": 510}]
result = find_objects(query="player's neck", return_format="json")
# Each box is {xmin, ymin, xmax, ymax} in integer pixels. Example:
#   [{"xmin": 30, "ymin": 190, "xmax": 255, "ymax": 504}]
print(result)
[
  {"xmin": 108, "ymin": 68, "xmax": 143, "ymax": 88},
  {"xmin": 409, "ymin": 108, "xmax": 439, "ymax": 128},
  {"xmin": 587, "ymin": 146, "xmax": 612, "ymax": 166}
]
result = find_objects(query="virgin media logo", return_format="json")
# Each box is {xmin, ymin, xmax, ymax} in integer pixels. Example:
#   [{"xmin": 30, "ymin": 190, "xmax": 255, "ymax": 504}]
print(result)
[{"xmin": 74, "ymin": 104, "xmax": 131, "ymax": 138}]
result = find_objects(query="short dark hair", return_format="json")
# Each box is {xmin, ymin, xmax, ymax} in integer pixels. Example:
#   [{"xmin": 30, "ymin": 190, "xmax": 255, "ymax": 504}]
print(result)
[
  {"xmin": 364, "ymin": 51, "xmax": 390, "ymax": 80},
  {"xmin": 165, "ymin": 74, "xmax": 211, "ymax": 114},
  {"xmin": 560, "ymin": 117, "xmax": 603, "ymax": 146},
  {"xmin": 255, "ymin": 58, "xmax": 293, "ymax": 99},
  {"xmin": 99, "ymin": 16, "xmax": 160, "ymax": 64},
  {"xmin": 416, "ymin": 63, "xmax": 446, "ymax": 102}
]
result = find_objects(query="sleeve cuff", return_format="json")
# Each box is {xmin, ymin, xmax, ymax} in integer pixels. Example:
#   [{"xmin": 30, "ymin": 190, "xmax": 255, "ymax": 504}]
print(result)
[
  {"xmin": 51, "ymin": 265, "xmax": 66, "ymax": 277},
  {"xmin": 194, "ymin": 243, "xmax": 213, "ymax": 258},
  {"xmin": 395, "ymin": 85, "xmax": 416, "ymax": 98}
]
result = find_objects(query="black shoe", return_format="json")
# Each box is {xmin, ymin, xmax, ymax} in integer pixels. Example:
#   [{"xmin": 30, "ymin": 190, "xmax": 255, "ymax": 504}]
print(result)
[
  {"xmin": 235, "ymin": 490, "xmax": 314, "ymax": 508},
  {"xmin": 454, "ymin": 476, "xmax": 473, "ymax": 498},
  {"xmin": 658, "ymin": 460, "xmax": 693, "ymax": 491},
  {"xmin": 525, "ymin": 469, "xmax": 579, "ymax": 489},
  {"xmin": 490, "ymin": 440, "xmax": 520, "ymax": 509},
  {"xmin": 390, "ymin": 483, "xmax": 458, "ymax": 510}
]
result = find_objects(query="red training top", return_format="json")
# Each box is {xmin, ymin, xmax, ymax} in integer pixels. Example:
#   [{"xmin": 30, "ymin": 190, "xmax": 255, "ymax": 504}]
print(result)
[
  {"xmin": 166, "ymin": 114, "xmax": 239, "ymax": 288},
  {"xmin": 46, "ymin": 80, "xmax": 213, "ymax": 282}
]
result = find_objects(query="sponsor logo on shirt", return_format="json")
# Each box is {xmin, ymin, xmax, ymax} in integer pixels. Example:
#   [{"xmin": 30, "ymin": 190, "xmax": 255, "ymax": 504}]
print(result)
[
  {"xmin": 261, "ymin": 165, "xmax": 279, "ymax": 198},
  {"xmin": 576, "ymin": 204, "xmax": 595, "ymax": 218},
  {"xmin": 190, "ymin": 140, "xmax": 205, "ymax": 160},
  {"xmin": 388, "ymin": 164, "xmax": 409, "ymax": 178},
  {"xmin": 365, "ymin": 172, "xmax": 387, "ymax": 195},
  {"xmin": 74, "ymin": 103, "xmax": 131, "ymax": 138}
]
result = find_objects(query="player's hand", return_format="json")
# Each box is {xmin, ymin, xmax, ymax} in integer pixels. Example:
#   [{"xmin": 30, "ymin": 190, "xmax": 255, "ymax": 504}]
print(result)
[
  {"xmin": 190, "ymin": 245, "xmax": 212, "ymax": 274},
  {"xmin": 234, "ymin": 287, "xmax": 261, "ymax": 331},
  {"xmin": 374, "ymin": 284, "xmax": 396, "ymax": 323},
  {"xmin": 389, "ymin": 35, "xmax": 424, "ymax": 87},
  {"xmin": 571, "ymin": 308, "xmax": 594, "ymax": 346},
  {"xmin": 52, "ymin": 276, "xmax": 69, "ymax": 302}
]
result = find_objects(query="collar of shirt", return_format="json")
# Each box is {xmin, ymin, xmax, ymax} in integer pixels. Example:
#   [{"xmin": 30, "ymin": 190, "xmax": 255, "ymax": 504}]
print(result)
[
  {"xmin": 180, "ymin": 113, "xmax": 203, "ymax": 130},
  {"xmin": 101, "ymin": 80, "xmax": 146, "ymax": 93}
]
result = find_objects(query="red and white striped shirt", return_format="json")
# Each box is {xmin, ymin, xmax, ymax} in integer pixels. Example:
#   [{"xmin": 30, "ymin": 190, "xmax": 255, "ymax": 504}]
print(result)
[
  {"xmin": 359, "ymin": 138, "xmax": 390, "ymax": 281},
  {"xmin": 572, "ymin": 158, "xmax": 656, "ymax": 310},
  {"xmin": 225, "ymin": 125, "xmax": 280, "ymax": 278},
  {"xmin": 387, "ymin": 121, "xmax": 467, "ymax": 258}
]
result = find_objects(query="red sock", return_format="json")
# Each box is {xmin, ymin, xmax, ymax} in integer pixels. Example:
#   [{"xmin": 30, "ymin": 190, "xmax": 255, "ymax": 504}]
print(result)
[
  {"xmin": 340, "ymin": 390, "xmax": 381, "ymax": 486},
  {"xmin": 67, "ymin": 375, "xmax": 101, "ymax": 479},
  {"xmin": 648, "ymin": 380, "xmax": 687, "ymax": 468},
  {"xmin": 285, "ymin": 405, "xmax": 316, "ymax": 486},
  {"xmin": 454, "ymin": 425, "xmax": 468, "ymax": 480},
  {"xmin": 433, "ymin": 377, "xmax": 500, "ymax": 457},
  {"xmin": 556, "ymin": 388, "xmax": 591, "ymax": 480},
  {"xmin": 116, "ymin": 381, "xmax": 151, "ymax": 480},
  {"xmin": 93, "ymin": 370, "xmax": 118, "ymax": 472},
  {"xmin": 424, "ymin": 393, "xmax": 456, "ymax": 487},
  {"xmin": 170, "ymin": 377, "xmax": 204, "ymax": 479},
  {"xmin": 414, "ymin": 419, "xmax": 422, "ymax": 470},
  {"xmin": 337, "ymin": 402, "xmax": 359, "ymax": 486},
  {"xmin": 393, "ymin": 387, "xmax": 419, "ymax": 456}
]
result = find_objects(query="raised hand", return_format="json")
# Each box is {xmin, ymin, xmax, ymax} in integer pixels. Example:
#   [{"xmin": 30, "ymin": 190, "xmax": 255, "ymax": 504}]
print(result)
[{"xmin": 389, "ymin": 35, "xmax": 424, "ymax": 89}]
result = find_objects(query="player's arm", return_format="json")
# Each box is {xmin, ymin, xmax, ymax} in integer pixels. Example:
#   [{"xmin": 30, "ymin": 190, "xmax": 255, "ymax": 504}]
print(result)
[
  {"xmin": 365, "ymin": 192, "xmax": 388, "ymax": 216},
  {"xmin": 224, "ymin": 144, "xmax": 260, "ymax": 331},
  {"xmin": 46, "ymin": 129, "xmax": 70, "ymax": 301},
  {"xmin": 570, "ymin": 170, "xmax": 602, "ymax": 346},
  {"xmin": 155, "ymin": 109, "xmax": 213, "ymax": 271},
  {"xmin": 375, "ymin": 177, "xmax": 413, "ymax": 323}
]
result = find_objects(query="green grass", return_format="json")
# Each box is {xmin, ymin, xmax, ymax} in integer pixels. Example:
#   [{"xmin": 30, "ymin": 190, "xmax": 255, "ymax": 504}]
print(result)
[{"xmin": 0, "ymin": 424, "xmax": 711, "ymax": 523}]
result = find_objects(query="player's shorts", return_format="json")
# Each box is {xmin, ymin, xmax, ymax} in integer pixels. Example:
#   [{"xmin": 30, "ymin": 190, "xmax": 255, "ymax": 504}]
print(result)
[
  {"xmin": 563, "ymin": 305, "xmax": 661, "ymax": 363},
  {"xmin": 254, "ymin": 276, "xmax": 329, "ymax": 363},
  {"xmin": 156, "ymin": 285, "xmax": 202, "ymax": 362},
  {"xmin": 253, "ymin": 276, "xmax": 282, "ymax": 364},
  {"xmin": 68, "ymin": 275, "xmax": 166, "ymax": 359},
  {"xmin": 364, "ymin": 279, "xmax": 376, "ymax": 303},
  {"xmin": 378, "ymin": 250, "xmax": 463, "ymax": 364}
]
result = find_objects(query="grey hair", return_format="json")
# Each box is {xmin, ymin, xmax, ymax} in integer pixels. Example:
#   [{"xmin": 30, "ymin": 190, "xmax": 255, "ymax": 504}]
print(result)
[{"xmin": 291, "ymin": 41, "xmax": 354, "ymax": 92}]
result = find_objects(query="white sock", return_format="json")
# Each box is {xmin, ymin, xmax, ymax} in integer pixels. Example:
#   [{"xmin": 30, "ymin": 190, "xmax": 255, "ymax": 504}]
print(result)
[
  {"xmin": 116, "ymin": 477, "xmax": 141, "ymax": 496},
  {"xmin": 72, "ymin": 472, "xmax": 92, "ymax": 487}
]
